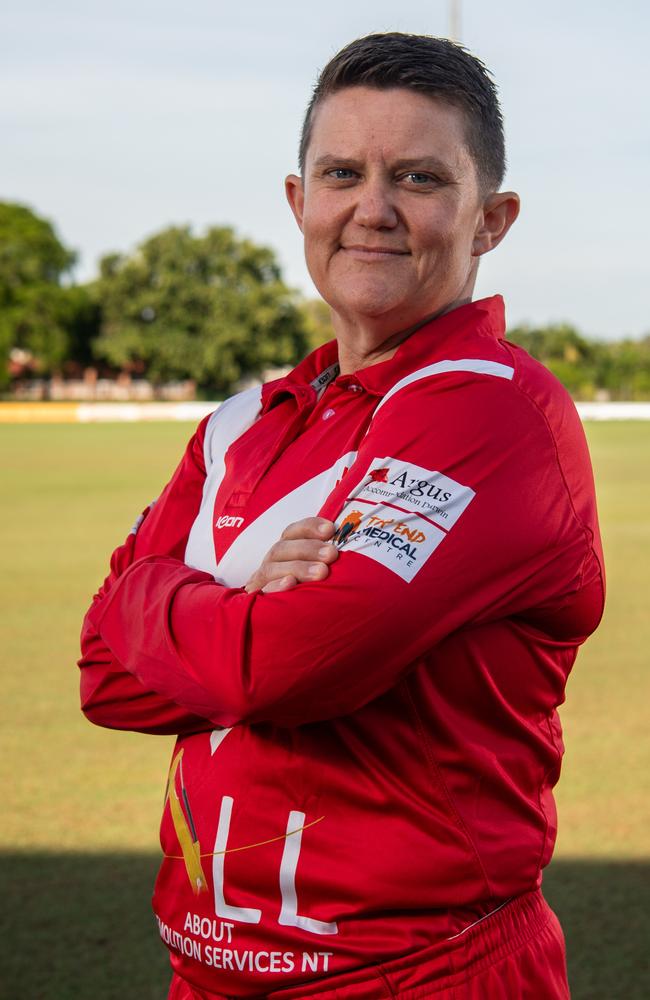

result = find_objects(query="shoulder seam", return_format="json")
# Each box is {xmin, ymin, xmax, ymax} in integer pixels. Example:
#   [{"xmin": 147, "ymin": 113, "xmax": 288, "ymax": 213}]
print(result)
[{"xmin": 372, "ymin": 358, "xmax": 514, "ymax": 419}]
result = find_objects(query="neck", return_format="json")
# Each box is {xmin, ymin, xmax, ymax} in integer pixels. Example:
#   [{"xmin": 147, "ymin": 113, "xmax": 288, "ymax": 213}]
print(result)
[{"xmin": 332, "ymin": 296, "xmax": 473, "ymax": 374}]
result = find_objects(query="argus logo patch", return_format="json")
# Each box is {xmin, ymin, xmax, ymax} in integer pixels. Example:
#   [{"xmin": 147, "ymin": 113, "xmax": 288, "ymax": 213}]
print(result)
[{"xmin": 333, "ymin": 457, "xmax": 475, "ymax": 582}]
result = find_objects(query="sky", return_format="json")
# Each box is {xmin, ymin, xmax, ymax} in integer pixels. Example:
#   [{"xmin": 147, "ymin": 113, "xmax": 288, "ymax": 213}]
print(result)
[{"xmin": 1, "ymin": 0, "xmax": 648, "ymax": 340}]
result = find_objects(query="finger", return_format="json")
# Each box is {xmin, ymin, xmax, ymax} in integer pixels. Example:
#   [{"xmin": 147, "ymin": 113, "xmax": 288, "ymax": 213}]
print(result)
[
  {"xmin": 267, "ymin": 539, "xmax": 339, "ymax": 565},
  {"xmin": 262, "ymin": 575, "xmax": 298, "ymax": 594},
  {"xmin": 262, "ymin": 559, "xmax": 331, "ymax": 584},
  {"xmin": 281, "ymin": 517, "xmax": 336, "ymax": 541},
  {"xmin": 246, "ymin": 566, "xmax": 301, "ymax": 594},
  {"xmin": 244, "ymin": 541, "xmax": 338, "ymax": 593}
]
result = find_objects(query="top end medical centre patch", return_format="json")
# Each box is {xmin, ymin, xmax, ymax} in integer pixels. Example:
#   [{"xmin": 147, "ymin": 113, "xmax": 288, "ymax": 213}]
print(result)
[{"xmin": 333, "ymin": 457, "xmax": 476, "ymax": 582}]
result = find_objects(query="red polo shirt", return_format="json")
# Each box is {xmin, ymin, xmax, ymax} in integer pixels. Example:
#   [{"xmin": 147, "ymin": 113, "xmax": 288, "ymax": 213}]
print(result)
[{"xmin": 79, "ymin": 296, "xmax": 604, "ymax": 996}]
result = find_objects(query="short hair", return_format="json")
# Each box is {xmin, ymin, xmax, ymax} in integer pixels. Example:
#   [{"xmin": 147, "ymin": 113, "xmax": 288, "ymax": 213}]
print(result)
[{"xmin": 299, "ymin": 32, "xmax": 506, "ymax": 193}]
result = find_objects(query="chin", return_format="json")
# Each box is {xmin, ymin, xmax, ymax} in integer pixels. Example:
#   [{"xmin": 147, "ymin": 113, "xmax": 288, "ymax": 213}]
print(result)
[
  {"xmin": 333, "ymin": 298, "xmax": 401, "ymax": 324},
  {"xmin": 329, "ymin": 282, "xmax": 410, "ymax": 322}
]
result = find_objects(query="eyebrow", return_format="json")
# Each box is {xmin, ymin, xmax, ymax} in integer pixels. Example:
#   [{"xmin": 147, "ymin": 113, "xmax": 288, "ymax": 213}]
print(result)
[{"xmin": 312, "ymin": 154, "xmax": 456, "ymax": 175}]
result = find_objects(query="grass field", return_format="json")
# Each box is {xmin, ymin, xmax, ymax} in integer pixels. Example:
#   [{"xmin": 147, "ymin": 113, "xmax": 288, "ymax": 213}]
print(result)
[{"xmin": 1, "ymin": 421, "xmax": 648, "ymax": 999}]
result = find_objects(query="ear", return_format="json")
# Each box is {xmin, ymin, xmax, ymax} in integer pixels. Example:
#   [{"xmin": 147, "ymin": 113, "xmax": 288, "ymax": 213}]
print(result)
[
  {"xmin": 472, "ymin": 191, "xmax": 520, "ymax": 257},
  {"xmin": 285, "ymin": 174, "xmax": 305, "ymax": 232}
]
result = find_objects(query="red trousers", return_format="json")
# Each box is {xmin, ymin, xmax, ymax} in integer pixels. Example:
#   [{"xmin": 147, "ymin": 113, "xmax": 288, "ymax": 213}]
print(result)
[{"xmin": 167, "ymin": 890, "xmax": 569, "ymax": 999}]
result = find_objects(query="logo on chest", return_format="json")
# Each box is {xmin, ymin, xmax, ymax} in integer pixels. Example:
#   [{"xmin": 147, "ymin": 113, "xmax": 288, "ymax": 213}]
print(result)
[
  {"xmin": 215, "ymin": 515, "xmax": 245, "ymax": 530},
  {"xmin": 213, "ymin": 512, "xmax": 248, "ymax": 564}
]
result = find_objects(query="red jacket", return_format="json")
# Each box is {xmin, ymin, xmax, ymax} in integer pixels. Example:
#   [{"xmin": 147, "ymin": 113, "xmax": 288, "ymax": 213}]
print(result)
[{"xmin": 79, "ymin": 296, "xmax": 604, "ymax": 996}]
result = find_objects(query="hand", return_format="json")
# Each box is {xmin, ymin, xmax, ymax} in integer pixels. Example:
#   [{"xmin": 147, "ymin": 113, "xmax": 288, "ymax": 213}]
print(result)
[{"xmin": 245, "ymin": 518, "xmax": 339, "ymax": 594}]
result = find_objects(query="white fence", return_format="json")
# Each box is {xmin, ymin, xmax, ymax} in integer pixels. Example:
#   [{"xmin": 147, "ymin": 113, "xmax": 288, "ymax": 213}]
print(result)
[
  {"xmin": 575, "ymin": 402, "xmax": 650, "ymax": 421},
  {"xmin": 0, "ymin": 401, "xmax": 220, "ymax": 423},
  {"xmin": 2, "ymin": 400, "xmax": 650, "ymax": 423},
  {"xmin": 76, "ymin": 402, "xmax": 219, "ymax": 422}
]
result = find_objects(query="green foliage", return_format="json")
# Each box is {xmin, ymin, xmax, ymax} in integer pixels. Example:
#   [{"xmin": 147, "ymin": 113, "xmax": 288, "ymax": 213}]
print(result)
[
  {"xmin": 508, "ymin": 323, "xmax": 599, "ymax": 397},
  {"xmin": 507, "ymin": 323, "xmax": 650, "ymax": 400},
  {"xmin": 0, "ymin": 201, "xmax": 75, "ymax": 290},
  {"xmin": 92, "ymin": 226, "xmax": 309, "ymax": 393},
  {"xmin": 595, "ymin": 336, "xmax": 650, "ymax": 400},
  {"xmin": 300, "ymin": 298, "xmax": 335, "ymax": 351},
  {"xmin": 0, "ymin": 202, "xmax": 98, "ymax": 384}
]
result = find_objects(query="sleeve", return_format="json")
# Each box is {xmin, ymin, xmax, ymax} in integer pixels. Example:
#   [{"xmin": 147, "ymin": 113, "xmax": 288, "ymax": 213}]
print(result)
[
  {"xmin": 87, "ymin": 374, "xmax": 603, "ymax": 729},
  {"xmin": 78, "ymin": 414, "xmax": 214, "ymax": 735}
]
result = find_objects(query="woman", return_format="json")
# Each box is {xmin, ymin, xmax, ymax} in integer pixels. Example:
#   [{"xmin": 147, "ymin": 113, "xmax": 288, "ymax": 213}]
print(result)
[{"xmin": 80, "ymin": 33, "xmax": 604, "ymax": 999}]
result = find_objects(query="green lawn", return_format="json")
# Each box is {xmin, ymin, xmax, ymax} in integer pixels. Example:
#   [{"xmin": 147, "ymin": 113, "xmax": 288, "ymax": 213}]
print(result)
[{"xmin": 1, "ymin": 422, "xmax": 648, "ymax": 999}]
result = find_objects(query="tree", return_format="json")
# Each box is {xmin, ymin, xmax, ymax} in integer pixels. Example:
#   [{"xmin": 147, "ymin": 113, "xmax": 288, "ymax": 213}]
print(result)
[
  {"xmin": 597, "ymin": 335, "xmax": 650, "ymax": 400},
  {"xmin": 0, "ymin": 201, "xmax": 75, "ymax": 289},
  {"xmin": 300, "ymin": 298, "xmax": 335, "ymax": 351},
  {"xmin": 0, "ymin": 202, "xmax": 97, "ymax": 385},
  {"xmin": 92, "ymin": 225, "xmax": 309, "ymax": 394},
  {"xmin": 507, "ymin": 322, "xmax": 601, "ymax": 398},
  {"xmin": 507, "ymin": 322, "xmax": 650, "ymax": 400}
]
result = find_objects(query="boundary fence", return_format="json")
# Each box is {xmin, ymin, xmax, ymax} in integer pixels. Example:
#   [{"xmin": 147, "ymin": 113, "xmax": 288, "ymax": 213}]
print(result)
[{"xmin": 2, "ymin": 401, "xmax": 650, "ymax": 423}]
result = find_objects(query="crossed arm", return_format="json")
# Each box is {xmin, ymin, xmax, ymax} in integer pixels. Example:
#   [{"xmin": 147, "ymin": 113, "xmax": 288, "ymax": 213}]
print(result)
[
  {"xmin": 80, "ymin": 376, "xmax": 591, "ymax": 732},
  {"xmin": 79, "ymin": 411, "xmax": 340, "ymax": 733}
]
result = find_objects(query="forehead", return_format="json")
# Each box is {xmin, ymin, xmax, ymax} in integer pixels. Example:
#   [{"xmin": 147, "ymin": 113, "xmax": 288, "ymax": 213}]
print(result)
[{"xmin": 306, "ymin": 85, "xmax": 473, "ymax": 171}]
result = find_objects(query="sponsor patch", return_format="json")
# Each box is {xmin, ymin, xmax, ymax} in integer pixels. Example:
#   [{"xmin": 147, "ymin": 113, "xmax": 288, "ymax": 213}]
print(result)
[{"xmin": 333, "ymin": 457, "xmax": 475, "ymax": 582}]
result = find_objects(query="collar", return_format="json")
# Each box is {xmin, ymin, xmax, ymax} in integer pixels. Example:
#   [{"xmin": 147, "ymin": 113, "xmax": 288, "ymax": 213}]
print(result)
[
  {"xmin": 261, "ymin": 340, "xmax": 339, "ymax": 414},
  {"xmin": 352, "ymin": 296, "xmax": 506, "ymax": 398},
  {"xmin": 261, "ymin": 295, "xmax": 505, "ymax": 412}
]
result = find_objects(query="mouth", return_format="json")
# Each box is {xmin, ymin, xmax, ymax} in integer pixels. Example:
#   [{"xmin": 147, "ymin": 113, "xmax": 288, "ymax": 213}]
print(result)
[{"xmin": 340, "ymin": 245, "xmax": 410, "ymax": 261}]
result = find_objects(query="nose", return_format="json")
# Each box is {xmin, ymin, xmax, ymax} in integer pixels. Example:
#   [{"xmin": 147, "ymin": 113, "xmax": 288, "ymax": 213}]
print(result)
[{"xmin": 352, "ymin": 176, "xmax": 398, "ymax": 229}]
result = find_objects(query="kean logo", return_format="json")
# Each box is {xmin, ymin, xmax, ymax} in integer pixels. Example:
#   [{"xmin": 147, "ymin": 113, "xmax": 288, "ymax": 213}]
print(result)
[{"xmin": 215, "ymin": 515, "xmax": 245, "ymax": 530}]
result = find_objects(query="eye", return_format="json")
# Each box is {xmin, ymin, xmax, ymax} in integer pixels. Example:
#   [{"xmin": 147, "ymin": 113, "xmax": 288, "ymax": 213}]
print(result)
[
  {"xmin": 326, "ymin": 168, "xmax": 357, "ymax": 181},
  {"xmin": 401, "ymin": 172, "xmax": 438, "ymax": 187}
]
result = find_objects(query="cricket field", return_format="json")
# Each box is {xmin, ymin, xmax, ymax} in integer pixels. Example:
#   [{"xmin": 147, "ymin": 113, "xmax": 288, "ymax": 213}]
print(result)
[{"xmin": 0, "ymin": 421, "xmax": 648, "ymax": 999}]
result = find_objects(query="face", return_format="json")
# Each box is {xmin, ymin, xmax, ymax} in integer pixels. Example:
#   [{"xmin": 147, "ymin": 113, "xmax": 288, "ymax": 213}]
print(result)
[{"xmin": 286, "ymin": 86, "xmax": 517, "ymax": 335}]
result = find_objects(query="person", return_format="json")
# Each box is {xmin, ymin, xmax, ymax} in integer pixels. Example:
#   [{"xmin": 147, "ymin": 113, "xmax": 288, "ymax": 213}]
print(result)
[{"xmin": 79, "ymin": 32, "xmax": 605, "ymax": 999}]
